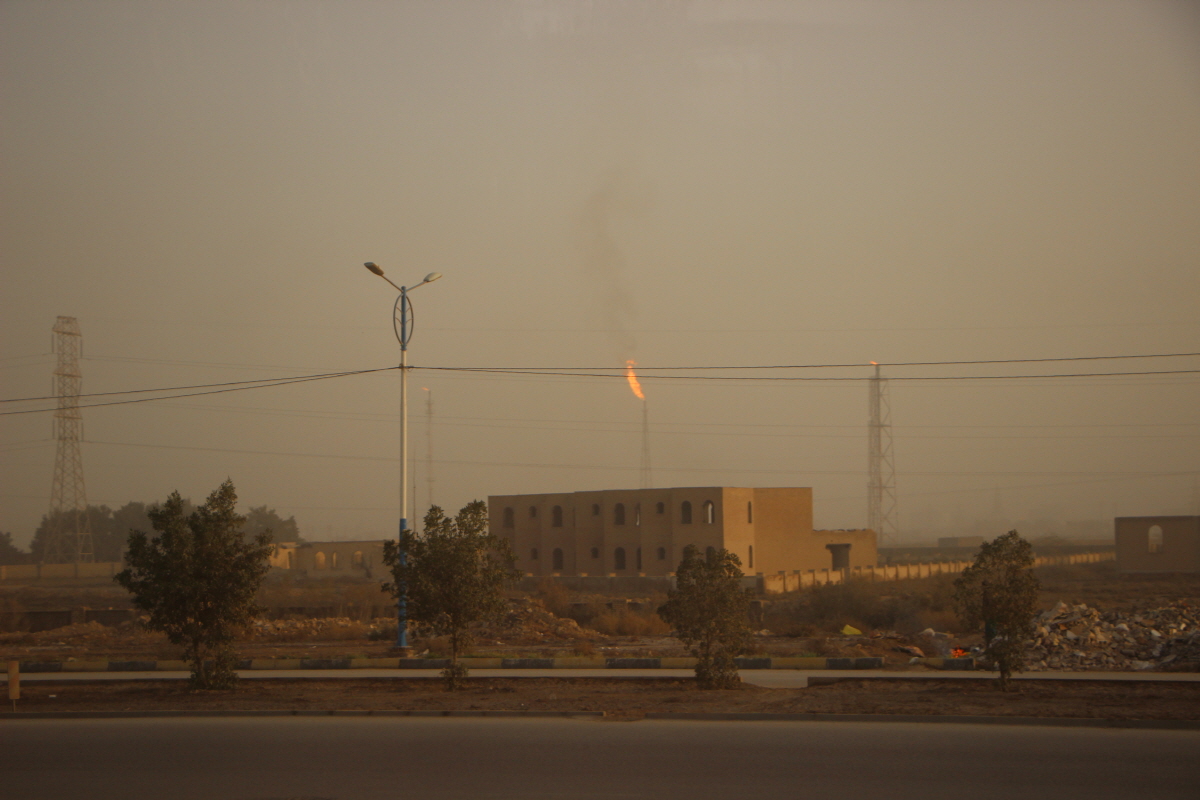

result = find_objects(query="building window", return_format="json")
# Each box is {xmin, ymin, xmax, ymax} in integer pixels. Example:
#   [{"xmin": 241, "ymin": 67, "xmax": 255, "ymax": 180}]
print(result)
[
  {"xmin": 748, "ymin": 545, "xmax": 754, "ymax": 569},
  {"xmin": 552, "ymin": 548, "xmax": 564, "ymax": 571},
  {"xmin": 704, "ymin": 500, "xmax": 715, "ymax": 524},
  {"xmin": 591, "ymin": 547, "xmax": 600, "ymax": 559},
  {"xmin": 592, "ymin": 503, "xmax": 600, "ymax": 516},
  {"xmin": 614, "ymin": 547, "xmax": 626, "ymax": 571},
  {"xmin": 657, "ymin": 547, "xmax": 666, "ymax": 561},
  {"xmin": 747, "ymin": 501, "xmax": 753, "ymax": 524},
  {"xmin": 681, "ymin": 501, "xmax": 692, "ymax": 524},
  {"xmin": 529, "ymin": 506, "xmax": 537, "ymax": 519},
  {"xmin": 1148, "ymin": 525, "xmax": 1164, "ymax": 554},
  {"xmin": 614, "ymin": 503, "xmax": 626, "ymax": 525},
  {"xmin": 656, "ymin": 502, "xmax": 665, "ymax": 514},
  {"xmin": 503, "ymin": 507, "xmax": 514, "ymax": 528},
  {"xmin": 635, "ymin": 503, "xmax": 641, "ymax": 526},
  {"xmin": 314, "ymin": 552, "xmax": 326, "ymax": 570},
  {"xmin": 330, "ymin": 552, "xmax": 339, "ymax": 569},
  {"xmin": 531, "ymin": 548, "xmax": 539, "ymax": 561},
  {"xmin": 352, "ymin": 551, "xmax": 364, "ymax": 567},
  {"xmin": 552, "ymin": 505, "xmax": 563, "ymax": 527},
  {"xmin": 636, "ymin": 547, "xmax": 642, "ymax": 571}
]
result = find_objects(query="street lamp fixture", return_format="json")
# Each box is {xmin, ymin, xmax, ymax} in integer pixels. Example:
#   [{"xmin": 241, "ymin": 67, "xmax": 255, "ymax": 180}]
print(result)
[{"xmin": 364, "ymin": 261, "xmax": 443, "ymax": 652}]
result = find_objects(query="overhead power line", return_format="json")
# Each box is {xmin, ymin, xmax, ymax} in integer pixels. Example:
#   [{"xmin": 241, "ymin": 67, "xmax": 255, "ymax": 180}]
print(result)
[{"xmin": 2, "ymin": 351, "xmax": 1199, "ymax": 416}]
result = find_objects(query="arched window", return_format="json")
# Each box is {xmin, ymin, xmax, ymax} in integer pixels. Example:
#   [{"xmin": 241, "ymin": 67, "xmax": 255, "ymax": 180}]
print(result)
[
  {"xmin": 614, "ymin": 503, "xmax": 626, "ymax": 525},
  {"xmin": 657, "ymin": 547, "xmax": 666, "ymax": 561},
  {"xmin": 314, "ymin": 552, "xmax": 326, "ymax": 570},
  {"xmin": 330, "ymin": 552, "xmax": 339, "ymax": 569},
  {"xmin": 592, "ymin": 504, "xmax": 600, "ymax": 516},
  {"xmin": 704, "ymin": 500, "xmax": 715, "ymax": 524},
  {"xmin": 529, "ymin": 506, "xmax": 537, "ymax": 519},
  {"xmin": 552, "ymin": 505, "xmax": 563, "ymax": 527},
  {"xmin": 614, "ymin": 547, "xmax": 627, "ymax": 571},
  {"xmin": 591, "ymin": 547, "xmax": 600, "ymax": 559},
  {"xmin": 503, "ymin": 507, "xmax": 514, "ymax": 528},
  {"xmin": 748, "ymin": 545, "xmax": 754, "ymax": 569},
  {"xmin": 681, "ymin": 501, "xmax": 692, "ymax": 524},
  {"xmin": 656, "ymin": 502, "xmax": 665, "ymax": 514},
  {"xmin": 352, "ymin": 551, "xmax": 364, "ymax": 567},
  {"xmin": 552, "ymin": 548, "xmax": 564, "ymax": 571},
  {"xmin": 286, "ymin": 551, "xmax": 294, "ymax": 569},
  {"xmin": 634, "ymin": 503, "xmax": 641, "ymax": 526},
  {"xmin": 1149, "ymin": 525, "xmax": 1164, "ymax": 553},
  {"xmin": 530, "ymin": 548, "xmax": 539, "ymax": 561},
  {"xmin": 636, "ymin": 547, "xmax": 642, "ymax": 571},
  {"xmin": 747, "ymin": 501, "xmax": 753, "ymax": 523}
]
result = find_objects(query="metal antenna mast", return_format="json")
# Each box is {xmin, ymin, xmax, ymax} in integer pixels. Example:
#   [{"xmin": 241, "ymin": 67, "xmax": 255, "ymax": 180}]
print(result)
[
  {"xmin": 639, "ymin": 399, "xmax": 652, "ymax": 489},
  {"xmin": 44, "ymin": 316, "xmax": 94, "ymax": 563},
  {"xmin": 867, "ymin": 362, "xmax": 898, "ymax": 546}
]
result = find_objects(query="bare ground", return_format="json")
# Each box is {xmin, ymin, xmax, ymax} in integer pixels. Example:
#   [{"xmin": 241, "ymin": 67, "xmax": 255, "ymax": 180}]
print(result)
[{"xmin": 5, "ymin": 677, "xmax": 1199, "ymax": 721}]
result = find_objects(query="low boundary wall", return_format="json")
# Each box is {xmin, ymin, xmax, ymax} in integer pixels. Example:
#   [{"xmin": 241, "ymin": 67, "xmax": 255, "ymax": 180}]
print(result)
[{"xmin": 753, "ymin": 551, "xmax": 1115, "ymax": 594}]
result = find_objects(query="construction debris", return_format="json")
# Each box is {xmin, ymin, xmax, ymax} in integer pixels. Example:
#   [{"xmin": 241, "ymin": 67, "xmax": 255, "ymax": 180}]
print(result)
[{"xmin": 1027, "ymin": 602, "xmax": 1200, "ymax": 671}]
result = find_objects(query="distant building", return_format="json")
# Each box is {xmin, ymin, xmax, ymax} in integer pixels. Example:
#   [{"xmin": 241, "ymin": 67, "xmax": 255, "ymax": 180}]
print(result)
[
  {"xmin": 271, "ymin": 540, "xmax": 386, "ymax": 578},
  {"xmin": 488, "ymin": 487, "xmax": 875, "ymax": 577},
  {"xmin": 1115, "ymin": 516, "xmax": 1200, "ymax": 573}
]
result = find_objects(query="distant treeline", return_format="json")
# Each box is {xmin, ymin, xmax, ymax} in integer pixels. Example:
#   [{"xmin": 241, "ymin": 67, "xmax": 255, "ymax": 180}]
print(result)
[{"xmin": 0, "ymin": 502, "xmax": 301, "ymax": 565}]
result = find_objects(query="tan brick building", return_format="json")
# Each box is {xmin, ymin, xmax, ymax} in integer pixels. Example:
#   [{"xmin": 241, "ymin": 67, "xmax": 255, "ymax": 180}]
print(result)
[
  {"xmin": 488, "ymin": 487, "xmax": 875, "ymax": 577},
  {"xmin": 1115, "ymin": 516, "xmax": 1200, "ymax": 573}
]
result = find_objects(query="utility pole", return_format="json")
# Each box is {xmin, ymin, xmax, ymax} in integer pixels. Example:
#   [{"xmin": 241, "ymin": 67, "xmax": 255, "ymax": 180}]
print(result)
[
  {"xmin": 424, "ymin": 387, "xmax": 434, "ymax": 514},
  {"xmin": 867, "ymin": 362, "xmax": 898, "ymax": 547},
  {"xmin": 43, "ymin": 316, "xmax": 94, "ymax": 563}
]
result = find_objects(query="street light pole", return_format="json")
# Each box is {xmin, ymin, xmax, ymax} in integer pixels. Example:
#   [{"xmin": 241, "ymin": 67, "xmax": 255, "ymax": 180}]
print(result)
[{"xmin": 364, "ymin": 262, "xmax": 442, "ymax": 652}]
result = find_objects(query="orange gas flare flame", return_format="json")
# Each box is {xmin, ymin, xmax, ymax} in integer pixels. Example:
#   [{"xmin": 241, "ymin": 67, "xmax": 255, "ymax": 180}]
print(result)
[{"xmin": 625, "ymin": 359, "xmax": 645, "ymax": 400}]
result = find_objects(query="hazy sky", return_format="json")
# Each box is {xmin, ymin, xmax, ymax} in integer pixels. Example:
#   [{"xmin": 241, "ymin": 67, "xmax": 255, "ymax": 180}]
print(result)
[{"xmin": 3, "ymin": 0, "xmax": 1198, "ymax": 548}]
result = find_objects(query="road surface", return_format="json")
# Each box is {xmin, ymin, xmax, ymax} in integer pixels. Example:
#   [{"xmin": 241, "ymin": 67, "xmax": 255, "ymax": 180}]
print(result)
[{"xmin": 1, "ymin": 716, "xmax": 1196, "ymax": 799}]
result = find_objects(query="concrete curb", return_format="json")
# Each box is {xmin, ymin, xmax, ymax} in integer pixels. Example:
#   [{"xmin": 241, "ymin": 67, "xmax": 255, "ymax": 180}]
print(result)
[
  {"xmin": 13, "ymin": 656, "xmax": 894, "ymax": 673},
  {"xmin": 641, "ymin": 712, "xmax": 1200, "ymax": 730},
  {"xmin": 1, "ymin": 708, "xmax": 1193, "ymax": 729},
  {"xmin": 0, "ymin": 709, "xmax": 606, "ymax": 720}
]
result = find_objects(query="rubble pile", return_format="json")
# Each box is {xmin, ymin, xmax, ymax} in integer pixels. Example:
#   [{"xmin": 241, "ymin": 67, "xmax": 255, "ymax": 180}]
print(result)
[
  {"xmin": 248, "ymin": 617, "xmax": 376, "ymax": 641},
  {"xmin": 1028, "ymin": 602, "xmax": 1200, "ymax": 671},
  {"xmin": 481, "ymin": 598, "xmax": 602, "ymax": 643}
]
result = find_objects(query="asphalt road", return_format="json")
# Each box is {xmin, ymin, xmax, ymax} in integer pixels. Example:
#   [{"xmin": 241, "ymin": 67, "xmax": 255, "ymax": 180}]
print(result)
[{"xmin": 2, "ymin": 716, "xmax": 1196, "ymax": 800}]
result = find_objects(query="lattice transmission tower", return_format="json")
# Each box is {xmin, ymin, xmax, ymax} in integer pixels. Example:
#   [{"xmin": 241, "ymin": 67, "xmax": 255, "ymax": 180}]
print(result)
[
  {"xmin": 44, "ymin": 316, "xmax": 94, "ymax": 563},
  {"xmin": 867, "ymin": 363, "xmax": 898, "ymax": 546}
]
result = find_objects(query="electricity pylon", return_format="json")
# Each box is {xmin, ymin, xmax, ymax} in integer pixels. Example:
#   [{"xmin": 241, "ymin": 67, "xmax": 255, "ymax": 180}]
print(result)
[
  {"xmin": 43, "ymin": 316, "xmax": 94, "ymax": 563},
  {"xmin": 867, "ymin": 362, "xmax": 898, "ymax": 546}
]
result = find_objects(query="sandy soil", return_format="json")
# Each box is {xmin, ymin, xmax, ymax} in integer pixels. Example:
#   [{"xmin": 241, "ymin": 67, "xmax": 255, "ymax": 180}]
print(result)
[{"xmin": 6, "ymin": 677, "xmax": 1199, "ymax": 721}]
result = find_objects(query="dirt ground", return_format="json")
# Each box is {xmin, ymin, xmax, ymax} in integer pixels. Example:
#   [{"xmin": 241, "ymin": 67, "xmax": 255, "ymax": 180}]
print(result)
[
  {"xmin": 5, "ymin": 677, "xmax": 1199, "ymax": 721},
  {"xmin": 3, "ymin": 562, "xmax": 1197, "ymax": 668}
]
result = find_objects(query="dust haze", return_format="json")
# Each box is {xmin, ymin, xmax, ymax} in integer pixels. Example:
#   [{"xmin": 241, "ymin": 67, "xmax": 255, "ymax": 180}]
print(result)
[{"xmin": 2, "ymin": 1, "xmax": 1198, "ymax": 549}]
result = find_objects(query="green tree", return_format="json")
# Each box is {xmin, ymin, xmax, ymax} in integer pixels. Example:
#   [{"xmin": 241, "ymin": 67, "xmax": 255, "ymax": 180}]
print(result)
[
  {"xmin": 114, "ymin": 480, "xmax": 273, "ymax": 690},
  {"xmin": 382, "ymin": 501, "xmax": 519, "ymax": 690},
  {"xmin": 953, "ymin": 530, "xmax": 1041, "ymax": 690},
  {"xmin": 0, "ymin": 531, "xmax": 33, "ymax": 565},
  {"xmin": 658, "ymin": 545, "xmax": 752, "ymax": 689}
]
